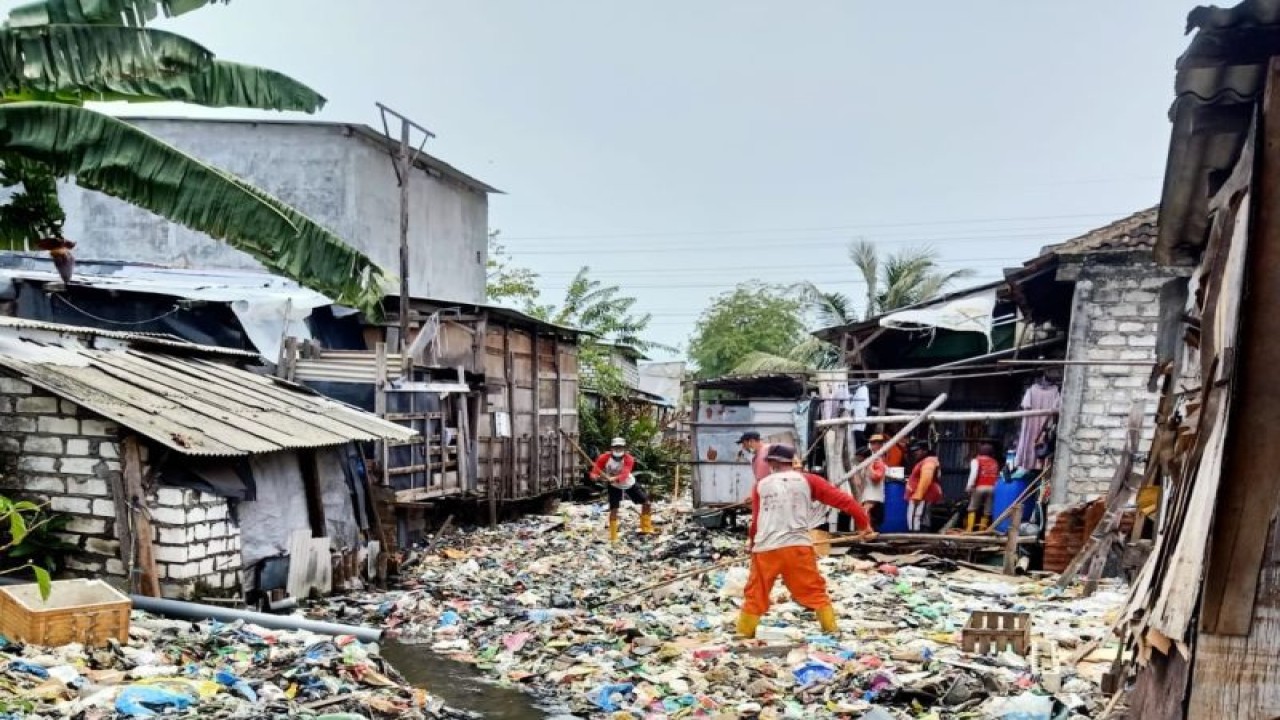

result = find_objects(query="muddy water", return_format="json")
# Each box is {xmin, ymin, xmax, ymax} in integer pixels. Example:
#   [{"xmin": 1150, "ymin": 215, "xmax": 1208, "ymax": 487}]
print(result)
[{"xmin": 382, "ymin": 640, "xmax": 558, "ymax": 719}]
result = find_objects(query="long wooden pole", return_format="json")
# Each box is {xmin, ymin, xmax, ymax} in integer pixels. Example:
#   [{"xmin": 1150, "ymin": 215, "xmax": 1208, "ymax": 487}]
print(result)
[
  {"xmin": 591, "ymin": 530, "xmax": 1033, "ymax": 607},
  {"xmin": 839, "ymin": 393, "xmax": 947, "ymax": 486},
  {"xmin": 819, "ymin": 407, "xmax": 1053, "ymax": 428}
]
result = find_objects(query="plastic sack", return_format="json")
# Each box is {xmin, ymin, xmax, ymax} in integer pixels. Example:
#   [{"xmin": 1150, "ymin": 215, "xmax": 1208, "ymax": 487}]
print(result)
[
  {"xmin": 792, "ymin": 661, "xmax": 835, "ymax": 686},
  {"xmin": 115, "ymin": 686, "xmax": 195, "ymax": 717},
  {"xmin": 590, "ymin": 682, "xmax": 635, "ymax": 711},
  {"xmin": 7, "ymin": 659, "xmax": 48, "ymax": 679},
  {"xmin": 216, "ymin": 668, "xmax": 258, "ymax": 702},
  {"xmin": 719, "ymin": 566, "xmax": 750, "ymax": 599},
  {"xmin": 991, "ymin": 692, "xmax": 1053, "ymax": 720}
]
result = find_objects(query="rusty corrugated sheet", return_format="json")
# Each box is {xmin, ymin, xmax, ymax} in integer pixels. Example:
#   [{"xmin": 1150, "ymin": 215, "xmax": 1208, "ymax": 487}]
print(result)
[{"xmin": 0, "ymin": 339, "xmax": 417, "ymax": 457}]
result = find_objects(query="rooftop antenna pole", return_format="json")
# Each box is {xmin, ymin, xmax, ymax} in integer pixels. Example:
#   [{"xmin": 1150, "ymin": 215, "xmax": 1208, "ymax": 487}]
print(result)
[{"xmin": 376, "ymin": 102, "xmax": 435, "ymax": 354}]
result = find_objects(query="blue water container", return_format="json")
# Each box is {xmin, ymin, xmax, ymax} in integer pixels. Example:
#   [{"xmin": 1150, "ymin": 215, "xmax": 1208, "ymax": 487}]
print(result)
[
  {"xmin": 992, "ymin": 474, "xmax": 1031, "ymax": 533},
  {"xmin": 881, "ymin": 479, "xmax": 909, "ymax": 533}
]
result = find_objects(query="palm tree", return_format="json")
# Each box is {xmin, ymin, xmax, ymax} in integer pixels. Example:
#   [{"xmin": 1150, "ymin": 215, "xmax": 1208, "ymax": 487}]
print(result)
[
  {"xmin": 0, "ymin": 0, "xmax": 389, "ymax": 315},
  {"xmin": 850, "ymin": 240, "xmax": 973, "ymax": 319},
  {"xmin": 731, "ymin": 243, "xmax": 973, "ymax": 374}
]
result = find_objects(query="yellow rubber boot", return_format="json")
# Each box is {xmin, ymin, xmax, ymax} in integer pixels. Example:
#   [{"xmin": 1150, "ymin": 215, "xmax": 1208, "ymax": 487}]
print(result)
[
  {"xmin": 608, "ymin": 518, "xmax": 619, "ymax": 544},
  {"xmin": 964, "ymin": 512, "xmax": 976, "ymax": 532},
  {"xmin": 736, "ymin": 612, "xmax": 760, "ymax": 639},
  {"xmin": 816, "ymin": 605, "xmax": 838, "ymax": 634},
  {"xmin": 978, "ymin": 515, "xmax": 991, "ymax": 532},
  {"xmin": 640, "ymin": 511, "xmax": 655, "ymax": 534}
]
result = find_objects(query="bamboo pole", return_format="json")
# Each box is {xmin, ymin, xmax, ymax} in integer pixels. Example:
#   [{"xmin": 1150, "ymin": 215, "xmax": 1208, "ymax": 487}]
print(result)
[
  {"xmin": 818, "ymin": 407, "xmax": 1055, "ymax": 428},
  {"xmin": 838, "ymin": 393, "xmax": 948, "ymax": 487},
  {"xmin": 591, "ymin": 530, "xmax": 1033, "ymax": 607}
]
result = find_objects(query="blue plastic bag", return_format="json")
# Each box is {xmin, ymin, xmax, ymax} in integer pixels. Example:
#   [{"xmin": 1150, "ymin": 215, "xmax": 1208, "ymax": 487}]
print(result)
[
  {"xmin": 589, "ymin": 682, "xmax": 635, "ymax": 711},
  {"xmin": 115, "ymin": 686, "xmax": 194, "ymax": 717},
  {"xmin": 792, "ymin": 661, "xmax": 836, "ymax": 686},
  {"xmin": 8, "ymin": 660, "xmax": 48, "ymax": 679},
  {"xmin": 216, "ymin": 668, "xmax": 258, "ymax": 702},
  {"xmin": 439, "ymin": 610, "xmax": 461, "ymax": 627}
]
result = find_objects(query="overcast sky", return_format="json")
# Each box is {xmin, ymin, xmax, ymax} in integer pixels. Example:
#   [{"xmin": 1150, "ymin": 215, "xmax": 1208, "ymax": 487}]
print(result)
[{"xmin": 124, "ymin": 1, "xmax": 1192, "ymax": 359}]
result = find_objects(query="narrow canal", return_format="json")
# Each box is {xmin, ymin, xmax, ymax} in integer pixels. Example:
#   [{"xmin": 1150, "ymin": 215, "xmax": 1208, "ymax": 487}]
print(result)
[{"xmin": 382, "ymin": 639, "xmax": 561, "ymax": 719}]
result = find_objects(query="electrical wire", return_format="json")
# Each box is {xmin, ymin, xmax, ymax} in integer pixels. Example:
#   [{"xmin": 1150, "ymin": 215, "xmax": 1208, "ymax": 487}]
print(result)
[{"xmin": 55, "ymin": 294, "xmax": 181, "ymax": 327}]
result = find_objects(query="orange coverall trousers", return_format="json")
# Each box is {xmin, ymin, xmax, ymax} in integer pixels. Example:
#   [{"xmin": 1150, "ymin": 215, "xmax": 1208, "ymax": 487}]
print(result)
[{"xmin": 741, "ymin": 545, "xmax": 831, "ymax": 616}]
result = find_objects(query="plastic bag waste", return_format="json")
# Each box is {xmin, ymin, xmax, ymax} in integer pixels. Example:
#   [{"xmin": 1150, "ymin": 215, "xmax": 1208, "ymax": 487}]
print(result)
[
  {"xmin": 115, "ymin": 685, "xmax": 194, "ymax": 717},
  {"xmin": 991, "ymin": 692, "xmax": 1053, "ymax": 720},
  {"xmin": 590, "ymin": 682, "xmax": 635, "ymax": 711},
  {"xmin": 793, "ymin": 661, "xmax": 836, "ymax": 686},
  {"xmin": 719, "ymin": 566, "xmax": 750, "ymax": 599}
]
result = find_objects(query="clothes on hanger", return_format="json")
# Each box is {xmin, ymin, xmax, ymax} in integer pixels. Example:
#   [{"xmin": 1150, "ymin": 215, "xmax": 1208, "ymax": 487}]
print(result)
[{"xmin": 1015, "ymin": 380, "xmax": 1061, "ymax": 471}]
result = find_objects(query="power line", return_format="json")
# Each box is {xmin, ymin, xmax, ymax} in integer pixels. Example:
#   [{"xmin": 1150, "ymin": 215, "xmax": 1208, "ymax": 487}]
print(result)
[
  {"xmin": 495, "ymin": 210, "xmax": 1146, "ymax": 242},
  {"xmin": 530, "ymin": 256, "xmax": 1028, "ymax": 278},
  {"xmin": 505, "ymin": 232, "xmax": 1073, "ymax": 255}
]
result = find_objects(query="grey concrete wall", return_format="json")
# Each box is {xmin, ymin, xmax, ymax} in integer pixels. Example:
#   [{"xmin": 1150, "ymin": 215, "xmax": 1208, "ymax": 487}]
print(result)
[
  {"xmin": 56, "ymin": 119, "xmax": 488, "ymax": 304},
  {"xmin": 1050, "ymin": 257, "xmax": 1182, "ymax": 511}
]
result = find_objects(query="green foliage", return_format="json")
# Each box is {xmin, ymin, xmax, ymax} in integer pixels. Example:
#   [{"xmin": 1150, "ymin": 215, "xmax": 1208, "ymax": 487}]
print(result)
[
  {"xmin": 0, "ymin": 2, "xmax": 389, "ymax": 319},
  {"xmin": 687, "ymin": 282, "xmax": 806, "ymax": 379},
  {"xmin": 578, "ymin": 397, "xmax": 685, "ymax": 498},
  {"xmin": 485, "ymin": 230, "xmax": 540, "ymax": 307},
  {"xmin": 530, "ymin": 265, "xmax": 672, "ymax": 399},
  {"xmin": 0, "ymin": 495, "xmax": 64, "ymax": 600}
]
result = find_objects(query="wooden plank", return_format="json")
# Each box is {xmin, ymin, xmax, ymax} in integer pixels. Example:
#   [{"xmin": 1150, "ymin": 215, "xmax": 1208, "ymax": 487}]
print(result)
[
  {"xmin": 1203, "ymin": 58, "xmax": 1280, "ymax": 637},
  {"xmin": 531, "ymin": 329, "xmax": 541, "ymax": 496},
  {"xmin": 375, "ymin": 342, "xmax": 389, "ymax": 487},
  {"xmin": 1191, "ymin": 516, "xmax": 1280, "ymax": 717},
  {"xmin": 505, "ymin": 325, "xmax": 517, "ymax": 505},
  {"xmin": 554, "ymin": 336, "xmax": 564, "ymax": 491},
  {"xmin": 122, "ymin": 436, "xmax": 159, "ymax": 598}
]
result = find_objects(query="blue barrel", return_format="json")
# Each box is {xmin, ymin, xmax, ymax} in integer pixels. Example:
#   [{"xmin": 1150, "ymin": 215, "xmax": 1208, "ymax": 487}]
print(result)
[
  {"xmin": 881, "ymin": 480, "xmax": 909, "ymax": 533},
  {"xmin": 992, "ymin": 475, "xmax": 1031, "ymax": 533}
]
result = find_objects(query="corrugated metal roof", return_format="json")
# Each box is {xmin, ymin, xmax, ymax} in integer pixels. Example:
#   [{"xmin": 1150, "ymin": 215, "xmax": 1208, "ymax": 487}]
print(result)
[
  {"xmin": 0, "ymin": 330, "xmax": 416, "ymax": 457},
  {"xmin": 1038, "ymin": 207, "xmax": 1160, "ymax": 257},
  {"xmin": 1158, "ymin": 0, "xmax": 1280, "ymax": 262}
]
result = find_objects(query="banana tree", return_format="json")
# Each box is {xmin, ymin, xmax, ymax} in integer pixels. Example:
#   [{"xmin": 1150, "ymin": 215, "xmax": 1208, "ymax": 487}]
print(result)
[{"xmin": 0, "ymin": 0, "xmax": 392, "ymax": 316}]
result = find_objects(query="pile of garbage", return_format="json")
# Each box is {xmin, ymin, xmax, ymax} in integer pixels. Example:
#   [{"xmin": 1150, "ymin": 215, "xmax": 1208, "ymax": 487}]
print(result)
[
  {"xmin": 318, "ymin": 502, "xmax": 1128, "ymax": 719},
  {"xmin": 0, "ymin": 613, "xmax": 475, "ymax": 719}
]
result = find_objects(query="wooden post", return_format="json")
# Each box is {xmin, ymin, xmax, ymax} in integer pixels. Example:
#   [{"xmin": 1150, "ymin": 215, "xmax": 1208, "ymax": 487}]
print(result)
[
  {"xmin": 299, "ymin": 450, "xmax": 327, "ymax": 538},
  {"xmin": 554, "ymin": 336, "xmax": 564, "ymax": 491},
  {"xmin": 374, "ymin": 342, "xmax": 390, "ymax": 487},
  {"xmin": 532, "ymin": 330, "xmax": 542, "ymax": 496},
  {"xmin": 1003, "ymin": 499, "xmax": 1022, "ymax": 575},
  {"xmin": 122, "ymin": 436, "xmax": 160, "ymax": 598},
  {"xmin": 396, "ymin": 120, "xmax": 412, "ymax": 353}
]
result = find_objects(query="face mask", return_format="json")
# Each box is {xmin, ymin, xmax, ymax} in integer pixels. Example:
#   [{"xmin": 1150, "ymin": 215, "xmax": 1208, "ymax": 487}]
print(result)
[{"xmin": 612, "ymin": 450, "xmax": 624, "ymax": 458}]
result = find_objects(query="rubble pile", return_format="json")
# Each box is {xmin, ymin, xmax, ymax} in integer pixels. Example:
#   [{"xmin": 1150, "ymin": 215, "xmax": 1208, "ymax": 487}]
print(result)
[
  {"xmin": 321, "ymin": 503, "xmax": 1127, "ymax": 719},
  {"xmin": 0, "ymin": 614, "xmax": 475, "ymax": 719}
]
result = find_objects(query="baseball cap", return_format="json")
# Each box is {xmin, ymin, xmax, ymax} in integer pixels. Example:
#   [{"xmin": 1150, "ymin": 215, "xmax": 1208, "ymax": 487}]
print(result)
[
  {"xmin": 736, "ymin": 431, "xmax": 762, "ymax": 444},
  {"xmin": 910, "ymin": 441, "xmax": 931, "ymax": 453},
  {"xmin": 868, "ymin": 434, "xmax": 887, "ymax": 443},
  {"xmin": 610, "ymin": 437, "xmax": 627, "ymax": 448},
  {"xmin": 765, "ymin": 444, "xmax": 796, "ymax": 462}
]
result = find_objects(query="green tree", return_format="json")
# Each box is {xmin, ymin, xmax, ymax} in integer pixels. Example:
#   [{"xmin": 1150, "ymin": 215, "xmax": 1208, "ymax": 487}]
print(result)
[
  {"xmin": 485, "ymin": 230, "xmax": 539, "ymax": 307},
  {"xmin": 734, "ymin": 243, "xmax": 975, "ymax": 373},
  {"xmin": 0, "ymin": 0, "xmax": 389, "ymax": 315},
  {"xmin": 687, "ymin": 282, "xmax": 806, "ymax": 378},
  {"xmin": 850, "ymin": 240, "xmax": 973, "ymax": 320}
]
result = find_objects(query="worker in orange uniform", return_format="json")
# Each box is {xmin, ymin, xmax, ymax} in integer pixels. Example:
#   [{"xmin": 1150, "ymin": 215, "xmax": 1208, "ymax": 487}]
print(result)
[
  {"xmin": 965, "ymin": 442, "xmax": 1000, "ymax": 532},
  {"xmin": 878, "ymin": 433, "xmax": 907, "ymax": 468},
  {"xmin": 736, "ymin": 445, "xmax": 875, "ymax": 639},
  {"xmin": 589, "ymin": 437, "xmax": 654, "ymax": 543},
  {"xmin": 906, "ymin": 441, "xmax": 943, "ymax": 532}
]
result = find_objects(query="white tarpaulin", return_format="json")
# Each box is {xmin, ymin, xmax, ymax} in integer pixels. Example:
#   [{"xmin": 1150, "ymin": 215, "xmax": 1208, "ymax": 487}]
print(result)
[{"xmin": 878, "ymin": 290, "xmax": 997, "ymax": 350}]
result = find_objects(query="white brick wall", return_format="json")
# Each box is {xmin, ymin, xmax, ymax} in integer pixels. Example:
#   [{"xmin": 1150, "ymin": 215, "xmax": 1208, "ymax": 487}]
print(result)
[
  {"xmin": 0, "ymin": 374, "xmax": 240, "ymax": 598},
  {"xmin": 1053, "ymin": 263, "xmax": 1179, "ymax": 508}
]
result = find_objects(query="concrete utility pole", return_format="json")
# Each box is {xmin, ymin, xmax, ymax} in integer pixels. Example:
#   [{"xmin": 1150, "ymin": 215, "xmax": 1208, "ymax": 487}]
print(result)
[{"xmin": 376, "ymin": 103, "xmax": 435, "ymax": 352}]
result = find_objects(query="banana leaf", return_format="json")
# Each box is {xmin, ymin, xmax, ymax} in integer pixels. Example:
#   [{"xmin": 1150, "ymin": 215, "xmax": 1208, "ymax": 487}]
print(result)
[
  {"xmin": 0, "ymin": 26, "xmax": 324, "ymax": 112},
  {"xmin": 0, "ymin": 102, "xmax": 391, "ymax": 316},
  {"xmin": 7, "ymin": 0, "xmax": 227, "ymax": 28}
]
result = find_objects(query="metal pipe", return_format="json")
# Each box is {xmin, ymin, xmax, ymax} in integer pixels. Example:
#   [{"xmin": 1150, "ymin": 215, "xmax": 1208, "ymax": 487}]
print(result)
[
  {"xmin": 129, "ymin": 595, "xmax": 382, "ymax": 642},
  {"xmin": 0, "ymin": 577, "xmax": 381, "ymax": 642},
  {"xmin": 817, "ymin": 407, "xmax": 1058, "ymax": 428}
]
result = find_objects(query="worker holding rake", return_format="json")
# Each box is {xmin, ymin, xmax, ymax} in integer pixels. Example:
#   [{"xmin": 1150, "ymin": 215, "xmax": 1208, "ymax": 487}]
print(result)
[
  {"xmin": 737, "ymin": 444, "xmax": 876, "ymax": 638},
  {"xmin": 589, "ymin": 436, "xmax": 655, "ymax": 543}
]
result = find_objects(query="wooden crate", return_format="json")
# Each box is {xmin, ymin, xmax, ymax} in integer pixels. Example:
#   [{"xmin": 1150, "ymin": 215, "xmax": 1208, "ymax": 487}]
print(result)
[
  {"xmin": 961, "ymin": 610, "xmax": 1031, "ymax": 655},
  {"xmin": 0, "ymin": 579, "xmax": 130, "ymax": 647}
]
